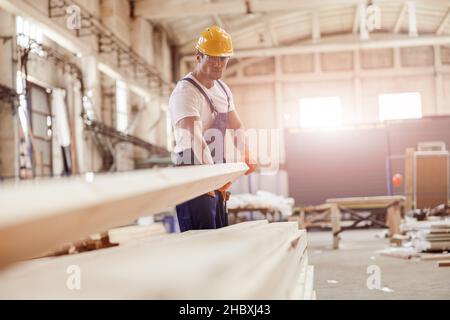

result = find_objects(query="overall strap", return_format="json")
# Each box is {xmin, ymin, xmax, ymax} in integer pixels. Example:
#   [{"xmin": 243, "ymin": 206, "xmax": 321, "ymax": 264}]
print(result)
[
  {"xmin": 181, "ymin": 77, "xmax": 216, "ymax": 114},
  {"xmin": 216, "ymin": 80, "xmax": 231, "ymax": 112}
]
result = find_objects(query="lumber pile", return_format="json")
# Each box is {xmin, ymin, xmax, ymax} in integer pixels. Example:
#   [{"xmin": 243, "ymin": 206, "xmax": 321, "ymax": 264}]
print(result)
[
  {"xmin": 33, "ymin": 224, "xmax": 168, "ymax": 259},
  {"xmin": 108, "ymin": 223, "xmax": 167, "ymax": 245},
  {"xmin": 228, "ymin": 191, "xmax": 295, "ymax": 219},
  {"xmin": 402, "ymin": 219, "xmax": 450, "ymax": 252},
  {"xmin": 0, "ymin": 221, "xmax": 315, "ymax": 300},
  {"xmin": 0, "ymin": 163, "xmax": 248, "ymax": 268}
]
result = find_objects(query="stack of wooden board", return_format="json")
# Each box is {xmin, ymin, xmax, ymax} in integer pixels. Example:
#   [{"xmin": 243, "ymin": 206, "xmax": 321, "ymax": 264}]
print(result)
[
  {"xmin": 405, "ymin": 220, "xmax": 450, "ymax": 252},
  {"xmin": 108, "ymin": 223, "xmax": 168, "ymax": 245},
  {"xmin": 0, "ymin": 221, "xmax": 315, "ymax": 300},
  {"xmin": 0, "ymin": 163, "xmax": 248, "ymax": 269},
  {"xmin": 34, "ymin": 224, "xmax": 168, "ymax": 258}
]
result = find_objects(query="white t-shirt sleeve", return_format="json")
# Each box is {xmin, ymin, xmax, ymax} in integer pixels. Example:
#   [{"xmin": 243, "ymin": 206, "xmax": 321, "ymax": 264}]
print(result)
[{"xmin": 168, "ymin": 85, "xmax": 201, "ymax": 126}]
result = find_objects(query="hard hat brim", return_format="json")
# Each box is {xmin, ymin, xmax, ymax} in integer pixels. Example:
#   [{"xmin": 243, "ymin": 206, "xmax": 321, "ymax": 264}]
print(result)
[{"xmin": 196, "ymin": 45, "xmax": 233, "ymax": 57}]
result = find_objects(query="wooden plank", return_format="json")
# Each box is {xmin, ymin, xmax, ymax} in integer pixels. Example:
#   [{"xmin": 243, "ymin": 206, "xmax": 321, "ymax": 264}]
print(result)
[
  {"xmin": 108, "ymin": 224, "xmax": 167, "ymax": 245},
  {"xmin": 326, "ymin": 196, "xmax": 405, "ymax": 209},
  {"xmin": 420, "ymin": 253, "xmax": 450, "ymax": 261},
  {"xmin": 303, "ymin": 266, "xmax": 315, "ymax": 300},
  {"xmin": 0, "ymin": 163, "xmax": 248, "ymax": 269},
  {"xmin": 243, "ymin": 229, "xmax": 307, "ymax": 299},
  {"xmin": 0, "ymin": 222, "xmax": 312, "ymax": 299},
  {"xmin": 289, "ymin": 253, "xmax": 309, "ymax": 300},
  {"xmin": 438, "ymin": 260, "xmax": 450, "ymax": 267}
]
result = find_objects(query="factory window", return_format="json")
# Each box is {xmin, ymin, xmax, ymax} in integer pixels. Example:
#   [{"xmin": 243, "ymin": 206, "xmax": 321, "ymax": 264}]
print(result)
[
  {"xmin": 28, "ymin": 83, "xmax": 53, "ymax": 177},
  {"xmin": 116, "ymin": 80, "xmax": 128, "ymax": 132},
  {"xmin": 299, "ymin": 97, "xmax": 342, "ymax": 128},
  {"xmin": 378, "ymin": 92, "xmax": 422, "ymax": 122}
]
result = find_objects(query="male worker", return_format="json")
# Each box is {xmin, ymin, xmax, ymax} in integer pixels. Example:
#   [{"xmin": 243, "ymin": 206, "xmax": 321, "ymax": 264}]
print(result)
[{"xmin": 168, "ymin": 25, "xmax": 256, "ymax": 232}]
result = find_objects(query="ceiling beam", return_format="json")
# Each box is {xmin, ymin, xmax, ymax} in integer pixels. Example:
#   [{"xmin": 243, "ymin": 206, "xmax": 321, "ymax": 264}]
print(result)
[
  {"xmin": 393, "ymin": 3, "xmax": 407, "ymax": 33},
  {"xmin": 359, "ymin": 3, "xmax": 368, "ymax": 40},
  {"xmin": 178, "ymin": 15, "xmax": 261, "ymax": 52},
  {"xmin": 158, "ymin": 21, "xmax": 179, "ymax": 45},
  {"xmin": 136, "ymin": 0, "xmax": 450, "ymax": 20},
  {"xmin": 436, "ymin": 9, "xmax": 450, "ymax": 35},
  {"xmin": 407, "ymin": 1, "xmax": 418, "ymax": 37},
  {"xmin": 224, "ymin": 56, "xmax": 272, "ymax": 76},
  {"xmin": 135, "ymin": 0, "xmax": 362, "ymax": 20},
  {"xmin": 182, "ymin": 33, "xmax": 450, "ymax": 60},
  {"xmin": 264, "ymin": 14, "xmax": 279, "ymax": 47},
  {"xmin": 178, "ymin": 11, "xmax": 298, "ymax": 53},
  {"xmin": 135, "ymin": 0, "xmax": 245, "ymax": 19},
  {"xmin": 213, "ymin": 14, "xmax": 226, "ymax": 28},
  {"xmin": 203, "ymin": 0, "xmax": 227, "ymax": 28},
  {"xmin": 312, "ymin": 11, "xmax": 321, "ymax": 43}
]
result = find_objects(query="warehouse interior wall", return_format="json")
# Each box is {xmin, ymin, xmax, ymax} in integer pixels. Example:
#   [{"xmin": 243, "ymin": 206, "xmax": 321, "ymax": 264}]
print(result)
[
  {"xmin": 1, "ymin": 1, "xmax": 450, "ymax": 207},
  {"xmin": 285, "ymin": 116, "xmax": 450, "ymax": 205},
  {"xmin": 225, "ymin": 45, "xmax": 450, "ymax": 199},
  {"xmin": 0, "ymin": 0, "xmax": 173, "ymax": 179}
]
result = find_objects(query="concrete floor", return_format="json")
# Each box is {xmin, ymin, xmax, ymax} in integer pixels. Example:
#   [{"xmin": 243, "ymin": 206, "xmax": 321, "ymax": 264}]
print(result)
[{"xmin": 307, "ymin": 229, "xmax": 450, "ymax": 300}]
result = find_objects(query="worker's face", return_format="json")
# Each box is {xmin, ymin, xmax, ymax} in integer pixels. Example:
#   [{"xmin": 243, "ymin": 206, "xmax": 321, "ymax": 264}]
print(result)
[{"xmin": 197, "ymin": 53, "xmax": 230, "ymax": 80}]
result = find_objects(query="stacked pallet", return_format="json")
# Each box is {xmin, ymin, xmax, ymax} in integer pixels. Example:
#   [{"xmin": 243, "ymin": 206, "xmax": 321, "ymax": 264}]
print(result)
[
  {"xmin": 404, "ymin": 220, "xmax": 450, "ymax": 252},
  {"xmin": 0, "ymin": 221, "xmax": 314, "ymax": 300}
]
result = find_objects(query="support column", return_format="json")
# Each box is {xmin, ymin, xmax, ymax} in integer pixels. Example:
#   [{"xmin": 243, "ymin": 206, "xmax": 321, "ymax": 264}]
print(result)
[{"xmin": 81, "ymin": 56, "xmax": 103, "ymax": 172}]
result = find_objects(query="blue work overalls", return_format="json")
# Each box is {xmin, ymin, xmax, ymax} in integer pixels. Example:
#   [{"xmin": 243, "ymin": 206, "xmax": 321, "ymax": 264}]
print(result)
[{"xmin": 175, "ymin": 77, "xmax": 231, "ymax": 232}]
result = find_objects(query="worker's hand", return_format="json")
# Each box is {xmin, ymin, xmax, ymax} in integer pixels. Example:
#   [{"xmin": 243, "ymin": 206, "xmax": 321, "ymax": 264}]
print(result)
[
  {"xmin": 207, "ymin": 183, "xmax": 231, "ymax": 198},
  {"xmin": 218, "ymin": 182, "xmax": 232, "ymax": 192},
  {"xmin": 217, "ymin": 182, "xmax": 232, "ymax": 200},
  {"xmin": 244, "ymin": 152, "xmax": 258, "ymax": 175}
]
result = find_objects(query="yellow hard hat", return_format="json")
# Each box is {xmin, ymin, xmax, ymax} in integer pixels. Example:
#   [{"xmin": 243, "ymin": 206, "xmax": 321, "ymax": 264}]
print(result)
[{"xmin": 196, "ymin": 25, "xmax": 233, "ymax": 57}]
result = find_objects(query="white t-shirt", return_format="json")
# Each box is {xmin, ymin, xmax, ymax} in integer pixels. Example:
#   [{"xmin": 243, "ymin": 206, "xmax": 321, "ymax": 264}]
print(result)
[{"xmin": 168, "ymin": 73, "xmax": 235, "ymax": 153}]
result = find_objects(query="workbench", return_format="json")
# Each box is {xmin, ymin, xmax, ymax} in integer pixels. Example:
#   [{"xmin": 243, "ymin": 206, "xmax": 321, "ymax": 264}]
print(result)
[
  {"xmin": 327, "ymin": 196, "xmax": 405, "ymax": 249},
  {"xmin": 293, "ymin": 196, "xmax": 405, "ymax": 249},
  {"xmin": 228, "ymin": 207, "xmax": 283, "ymax": 224}
]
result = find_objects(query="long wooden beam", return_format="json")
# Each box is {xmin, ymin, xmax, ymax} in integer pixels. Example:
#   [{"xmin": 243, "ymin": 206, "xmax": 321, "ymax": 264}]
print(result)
[
  {"xmin": 436, "ymin": 9, "xmax": 450, "ymax": 35},
  {"xmin": 0, "ymin": 163, "xmax": 248, "ymax": 268},
  {"xmin": 136, "ymin": 0, "xmax": 450, "ymax": 20},
  {"xmin": 393, "ymin": 3, "xmax": 407, "ymax": 34},
  {"xmin": 181, "ymin": 33, "xmax": 450, "ymax": 60},
  {"xmin": 0, "ymin": 221, "xmax": 312, "ymax": 299}
]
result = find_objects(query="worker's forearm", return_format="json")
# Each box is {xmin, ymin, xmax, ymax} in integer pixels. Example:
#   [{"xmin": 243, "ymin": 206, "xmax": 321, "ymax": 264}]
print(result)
[{"xmin": 192, "ymin": 123, "xmax": 214, "ymax": 165}]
